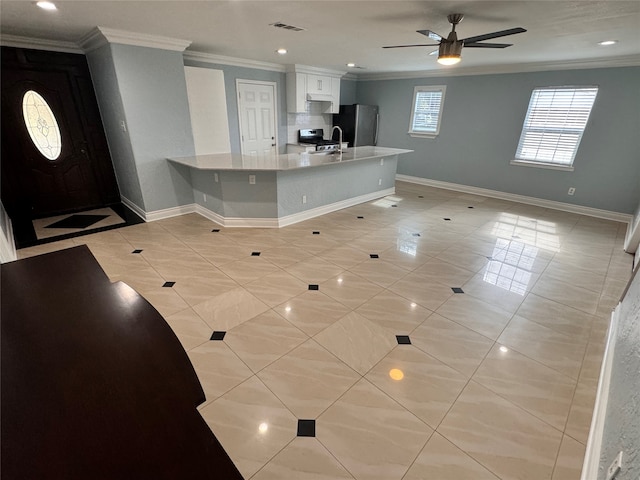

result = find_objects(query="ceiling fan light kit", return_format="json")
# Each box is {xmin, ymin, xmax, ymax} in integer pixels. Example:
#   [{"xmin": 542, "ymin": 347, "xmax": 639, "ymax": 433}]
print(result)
[
  {"xmin": 383, "ymin": 13, "xmax": 526, "ymax": 67},
  {"xmin": 437, "ymin": 40, "xmax": 463, "ymax": 65}
]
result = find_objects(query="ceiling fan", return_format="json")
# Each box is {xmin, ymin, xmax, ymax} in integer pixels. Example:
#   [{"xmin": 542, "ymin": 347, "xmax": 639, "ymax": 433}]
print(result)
[{"xmin": 383, "ymin": 14, "xmax": 526, "ymax": 65}]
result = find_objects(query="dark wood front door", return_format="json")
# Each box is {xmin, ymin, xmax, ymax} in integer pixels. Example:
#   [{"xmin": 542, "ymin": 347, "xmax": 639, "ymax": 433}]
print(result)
[{"xmin": 1, "ymin": 47, "xmax": 120, "ymax": 219}]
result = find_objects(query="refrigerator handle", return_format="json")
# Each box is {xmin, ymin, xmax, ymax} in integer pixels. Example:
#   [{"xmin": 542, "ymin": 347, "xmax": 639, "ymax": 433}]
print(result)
[{"xmin": 374, "ymin": 113, "xmax": 380, "ymax": 146}]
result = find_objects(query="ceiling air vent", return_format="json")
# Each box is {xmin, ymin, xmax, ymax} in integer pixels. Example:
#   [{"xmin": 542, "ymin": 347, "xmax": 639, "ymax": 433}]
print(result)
[{"xmin": 270, "ymin": 22, "xmax": 305, "ymax": 32}]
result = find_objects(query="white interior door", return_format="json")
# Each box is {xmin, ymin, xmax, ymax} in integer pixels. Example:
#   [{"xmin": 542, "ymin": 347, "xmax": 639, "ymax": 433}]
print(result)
[{"xmin": 237, "ymin": 81, "xmax": 277, "ymax": 157}]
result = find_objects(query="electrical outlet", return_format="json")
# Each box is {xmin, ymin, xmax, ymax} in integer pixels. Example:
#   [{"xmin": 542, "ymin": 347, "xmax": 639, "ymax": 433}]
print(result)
[
  {"xmin": 302, "ymin": 195, "xmax": 307, "ymax": 204},
  {"xmin": 606, "ymin": 451, "xmax": 622, "ymax": 480},
  {"xmin": 378, "ymin": 178, "xmax": 382, "ymax": 186},
  {"xmin": 214, "ymin": 173, "xmax": 219, "ymax": 182},
  {"xmin": 203, "ymin": 194, "xmax": 207, "ymax": 202},
  {"xmin": 568, "ymin": 187, "xmax": 576, "ymax": 195},
  {"xmin": 380, "ymin": 158, "xmax": 384, "ymax": 166},
  {"xmin": 120, "ymin": 120, "xmax": 127, "ymax": 132},
  {"xmin": 249, "ymin": 175, "xmax": 256, "ymax": 185}
]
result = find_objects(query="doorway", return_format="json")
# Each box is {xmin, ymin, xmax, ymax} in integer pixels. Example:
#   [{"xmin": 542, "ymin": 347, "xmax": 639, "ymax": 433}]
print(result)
[
  {"xmin": 236, "ymin": 80, "xmax": 278, "ymax": 157},
  {"xmin": 1, "ymin": 47, "xmax": 126, "ymax": 247}
]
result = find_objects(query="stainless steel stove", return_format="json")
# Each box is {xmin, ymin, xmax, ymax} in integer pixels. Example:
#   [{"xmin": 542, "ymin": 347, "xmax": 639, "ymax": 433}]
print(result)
[{"xmin": 298, "ymin": 129, "xmax": 340, "ymax": 152}]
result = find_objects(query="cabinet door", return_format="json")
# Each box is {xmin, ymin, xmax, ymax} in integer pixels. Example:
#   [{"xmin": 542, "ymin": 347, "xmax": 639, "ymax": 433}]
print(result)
[
  {"xmin": 330, "ymin": 77, "xmax": 341, "ymax": 113},
  {"xmin": 307, "ymin": 74, "xmax": 332, "ymax": 94}
]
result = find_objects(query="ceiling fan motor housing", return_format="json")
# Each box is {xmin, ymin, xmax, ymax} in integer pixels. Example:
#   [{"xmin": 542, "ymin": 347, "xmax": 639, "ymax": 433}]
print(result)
[{"xmin": 447, "ymin": 13, "xmax": 464, "ymax": 25}]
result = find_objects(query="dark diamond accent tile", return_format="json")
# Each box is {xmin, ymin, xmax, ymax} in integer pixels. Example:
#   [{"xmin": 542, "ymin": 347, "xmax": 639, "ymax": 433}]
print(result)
[
  {"xmin": 308, "ymin": 284, "xmax": 319, "ymax": 291},
  {"xmin": 162, "ymin": 281, "xmax": 176, "ymax": 288},
  {"xmin": 312, "ymin": 231, "xmax": 320, "ymax": 235},
  {"xmin": 512, "ymin": 235, "xmax": 521, "ymax": 239},
  {"xmin": 443, "ymin": 218, "xmax": 451, "ymax": 221},
  {"xmin": 370, "ymin": 254, "xmax": 379, "ymax": 259},
  {"xmin": 45, "ymin": 214, "xmax": 109, "ymax": 230},
  {"xmin": 391, "ymin": 204, "xmax": 398, "ymax": 207},
  {"xmin": 486, "ymin": 256, "xmax": 493, "ymax": 261},
  {"xmin": 297, "ymin": 419, "xmax": 316, "ymax": 437},
  {"xmin": 251, "ymin": 252, "xmax": 261, "ymax": 256},
  {"xmin": 396, "ymin": 335, "xmax": 411, "ymax": 345},
  {"xmin": 210, "ymin": 331, "xmax": 226, "ymax": 341},
  {"xmin": 211, "ymin": 229, "xmax": 220, "ymax": 232},
  {"xmin": 451, "ymin": 287, "xmax": 464, "ymax": 294},
  {"xmin": 132, "ymin": 249, "xmax": 143, "ymax": 254},
  {"xmin": 412, "ymin": 233, "xmax": 421, "ymax": 237},
  {"xmin": 418, "ymin": 195, "xmax": 424, "ymax": 198},
  {"xmin": 357, "ymin": 216, "xmax": 364, "ymax": 219},
  {"xmin": 468, "ymin": 206, "xmax": 475, "ymax": 209}
]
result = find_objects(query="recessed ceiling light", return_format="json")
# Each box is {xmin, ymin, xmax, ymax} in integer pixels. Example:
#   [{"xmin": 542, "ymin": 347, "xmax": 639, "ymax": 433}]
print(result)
[
  {"xmin": 276, "ymin": 48, "xmax": 287, "ymax": 55},
  {"xmin": 598, "ymin": 40, "xmax": 617, "ymax": 46},
  {"xmin": 36, "ymin": 1, "xmax": 57, "ymax": 10},
  {"xmin": 346, "ymin": 63, "xmax": 356, "ymax": 68}
]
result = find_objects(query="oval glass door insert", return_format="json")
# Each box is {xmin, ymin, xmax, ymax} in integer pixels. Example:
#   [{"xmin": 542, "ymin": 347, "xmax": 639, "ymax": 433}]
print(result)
[{"xmin": 22, "ymin": 90, "xmax": 62, "ymax": 160}]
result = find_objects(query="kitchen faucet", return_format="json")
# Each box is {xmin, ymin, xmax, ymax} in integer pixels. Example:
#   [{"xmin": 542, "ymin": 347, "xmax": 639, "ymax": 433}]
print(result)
[{"xmin": 331, "ymin": 126, "xmax": 343, "ymax": 154}]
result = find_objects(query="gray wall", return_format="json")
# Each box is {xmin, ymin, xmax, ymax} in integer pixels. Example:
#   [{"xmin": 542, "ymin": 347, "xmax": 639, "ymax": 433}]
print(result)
[
  {"xmin": 85, "ymin": 44, "xmax": 144, "ymax": 209},
  {"xmin": 340, "ymin": 78, "xmax": 358, "ymax": 105},
  {"xmin": 183, "ymin": 60, "xmax": 288, "ymax": 154},
  {"xmin": 191, "ymin": 169, "xmax": 278, "ymax": 218},
  {"xmin": 110, "ymin": 44, "xmax": 195, "ymax": 212},
  {"xmin": 356, "ymin": 67, "xmax": 640, "ymax": 214},
  {"xmin": 598, "ymin": 268, "xmax": 640, "ymax": 480},
  {"xmin": 276, "ymin": 157, "xmax": 397, "ymax": 217}
]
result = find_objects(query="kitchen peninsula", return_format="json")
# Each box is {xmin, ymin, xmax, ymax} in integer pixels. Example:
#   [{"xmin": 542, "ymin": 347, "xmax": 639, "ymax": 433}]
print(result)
[{"xmin": 168, "ymin": 146, "xmax": 411, "ymax": 227}]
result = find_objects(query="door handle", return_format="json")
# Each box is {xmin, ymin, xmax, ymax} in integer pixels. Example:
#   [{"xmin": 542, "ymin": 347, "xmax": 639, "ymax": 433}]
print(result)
[{"xmin": 271, "ymin": 143, "xmax": 276, "ymax": 147}]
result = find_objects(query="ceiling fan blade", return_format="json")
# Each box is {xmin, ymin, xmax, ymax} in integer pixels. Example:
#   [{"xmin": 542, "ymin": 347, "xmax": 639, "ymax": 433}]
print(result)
[
  {"xmin": 382, "ymin": 44, "xmax": 440, "ymax": 49},
  {"xmin": 463, "ymin": 42, "xmax": 513, "ymax": 48},
  {"xmin": 416, "ymin": 29, "xmax": 443, "ymax": 42},
  {"xmin": 461, "ymin": 27, "xmax": 526, "ymax": 44}
]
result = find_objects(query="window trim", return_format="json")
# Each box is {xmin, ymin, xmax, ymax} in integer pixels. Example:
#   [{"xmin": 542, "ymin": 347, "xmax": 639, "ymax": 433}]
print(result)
[
  {"xmin": 408, "ymin": 85, "xmax": 446, "ymax": 138},
  {"xmin": 512, "ymin": 85, "xmax": 598, "ymax": 170}
]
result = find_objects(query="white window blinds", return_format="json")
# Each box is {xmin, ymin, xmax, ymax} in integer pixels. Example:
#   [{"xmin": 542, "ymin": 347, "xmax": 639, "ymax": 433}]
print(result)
[
  {"xmin": 409, "ymin": 86, "xmax": 446, "ymax": 136},
  {"xmin": 515, "ymin": 87, "xmax": 598, "ymax": 167}
]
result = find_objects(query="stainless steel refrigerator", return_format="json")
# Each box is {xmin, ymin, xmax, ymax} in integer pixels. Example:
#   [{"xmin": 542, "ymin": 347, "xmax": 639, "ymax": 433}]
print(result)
[{"xmin": 331, "ymin": 104, "xmax": 379, "ymax": 147}]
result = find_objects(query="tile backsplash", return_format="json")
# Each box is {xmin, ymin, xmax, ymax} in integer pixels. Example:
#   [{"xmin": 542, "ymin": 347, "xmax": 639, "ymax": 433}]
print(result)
[{"xmin": 287, "ymin": 102, "xmax": 333, "ymax": 144}]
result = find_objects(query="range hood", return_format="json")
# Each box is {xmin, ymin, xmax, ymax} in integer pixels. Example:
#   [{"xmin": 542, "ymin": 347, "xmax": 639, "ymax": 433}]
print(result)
[{"xmin": 306, "ymin": 93, "xmax": 334, "ymax": 102}]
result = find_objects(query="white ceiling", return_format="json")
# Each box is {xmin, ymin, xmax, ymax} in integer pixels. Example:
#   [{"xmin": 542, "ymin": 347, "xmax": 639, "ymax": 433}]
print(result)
[{"xmin": 2, "ymin": 1, "xmax": 639, "ymax": 76}]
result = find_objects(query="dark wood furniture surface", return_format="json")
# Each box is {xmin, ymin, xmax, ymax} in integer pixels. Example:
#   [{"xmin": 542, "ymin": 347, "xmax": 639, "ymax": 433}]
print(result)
[{"xmin": 1, "ymin": 245, "xmax": 243, "ymax": 479}]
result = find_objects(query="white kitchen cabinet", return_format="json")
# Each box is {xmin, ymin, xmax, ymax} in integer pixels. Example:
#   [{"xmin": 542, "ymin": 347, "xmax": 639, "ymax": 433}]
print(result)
[
  {"xmin": 286, "ymin": 65, "xmax": 344, "ymax": 114},
  {"xmin": 306, "ymin": 74, "xmax": 332, "ymax": 95}
]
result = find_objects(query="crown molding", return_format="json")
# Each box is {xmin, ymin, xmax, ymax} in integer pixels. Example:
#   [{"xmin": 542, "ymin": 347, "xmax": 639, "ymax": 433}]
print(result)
[
  {"xmin": 79, "ymin": 27, "xmax": 191, "ymax": 53},
  {"xmin": 285, "ymin": 64, "xmax": 346, "ymax": 77},
  {"xmin": 183, "ymin": 50, "xmax": 286, "ymax": 72},
  {"xmin": 0, "ymin": 34, "xmax": 83, "ymax": 54},
  {"xmin": 356, "ymin": 54, "xmax": 640, "ymax": 81}
]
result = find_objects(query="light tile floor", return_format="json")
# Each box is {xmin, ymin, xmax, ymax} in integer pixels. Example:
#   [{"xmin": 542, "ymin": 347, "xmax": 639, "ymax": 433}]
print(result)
[{"xmin": 18, "ymin": 182, "xmax": 634, "ymax": 480}]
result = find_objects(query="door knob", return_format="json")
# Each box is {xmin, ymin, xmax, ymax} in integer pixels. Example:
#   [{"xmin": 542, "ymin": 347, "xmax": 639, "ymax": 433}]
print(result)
[{"xmin": 271, "ymin": 143, "xmax": 276, "ymax": 147}]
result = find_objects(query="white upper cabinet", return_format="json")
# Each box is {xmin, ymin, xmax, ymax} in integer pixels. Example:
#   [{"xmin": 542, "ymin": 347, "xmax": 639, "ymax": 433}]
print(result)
[
  {"xmin": 286, "ymin": 65, "xmax": 344, "ymax": 114},
  {"xmin": 306, "ymin": 74, "xmax": 332, "ymax": 95}
]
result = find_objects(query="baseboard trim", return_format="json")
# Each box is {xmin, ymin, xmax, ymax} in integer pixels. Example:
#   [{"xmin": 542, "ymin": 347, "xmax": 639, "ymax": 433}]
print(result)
[
  {"xmin": 194, "ymin": 205, "xmax": 279, "ymax": 228},
  {"xmin": 122, "ymin": 196, "xmax": 197, "ymax": 222},
  {"xmin": 192, "ymin": 188, "xmax": 396, "ymax": 228},
  {"xmin": 396, "ymin": 175, "xmax": 633, "ymax": 224},
  {"xmin": 277, "ymin": 188, "xmax": 396, "ymax": 227},
  {"xmin": 580, "ymin": 308, "xmax": 619, "ymax": 480},
  {"xmin": 120, "ymin": 196, "xmax": 147, "ymax": 221},
  {"xmin": 145, "ymin": 204, "xmax": 196, "ymax": 222}
]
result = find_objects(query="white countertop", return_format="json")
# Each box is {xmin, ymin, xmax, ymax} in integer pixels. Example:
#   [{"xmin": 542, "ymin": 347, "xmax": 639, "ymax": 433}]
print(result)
[{"xmin": 167, "ymin": 146, "xmax": 412, "ymax": 171}]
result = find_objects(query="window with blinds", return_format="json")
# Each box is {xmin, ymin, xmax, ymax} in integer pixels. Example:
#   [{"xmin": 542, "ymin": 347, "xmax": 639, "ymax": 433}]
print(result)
[
  {"xmin": 514, "ymin": 86, "xmax": 598, "ymax": 169},
  {"xmin": 408, "ymin": 86, "xmax": 446, "ymax": 137}
]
